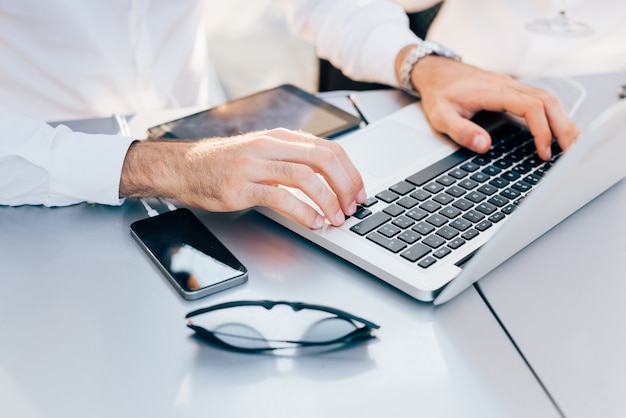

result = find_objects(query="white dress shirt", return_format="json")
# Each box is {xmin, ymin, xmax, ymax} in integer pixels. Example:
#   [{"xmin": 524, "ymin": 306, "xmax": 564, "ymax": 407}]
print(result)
[
  {"xmin": 2, "ymin": 0, "xmax": 624, "ymax": 208},
  {"xmin": 0, "ymin": 0, "xmax": 419, "ymax": 207},
  {"xmin": 289, "ymin": 0, "xmax": 626, "ymax": 80},
  {"xmin": 0, "ymin": 1, "xmax": 213, "ymax": 206}
]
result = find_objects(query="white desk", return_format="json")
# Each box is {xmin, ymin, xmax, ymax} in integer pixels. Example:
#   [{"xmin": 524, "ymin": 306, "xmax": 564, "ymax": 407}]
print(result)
[
  {"xmin": 477, "ymin": 71, "xmax": 626, "ymax": 418},
  {"xmin": 1, "ymin": 73, "xmax": 623, "ymax": 417},
  {"xmin": 0, "ymin": 204, "xmax": 556, "ymax": 418}
]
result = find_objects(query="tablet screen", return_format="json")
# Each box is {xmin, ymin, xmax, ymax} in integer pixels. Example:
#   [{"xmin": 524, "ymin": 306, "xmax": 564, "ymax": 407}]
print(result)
[{"xmin": 147, "ymin": 84, "xmax": 362, "ymax": 139}]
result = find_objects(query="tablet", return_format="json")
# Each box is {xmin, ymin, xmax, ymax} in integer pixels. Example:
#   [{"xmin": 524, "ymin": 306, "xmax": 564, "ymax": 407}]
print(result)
[{"xmin": 147, "ymin": 84, "xmax": 362, "ymax": 140}]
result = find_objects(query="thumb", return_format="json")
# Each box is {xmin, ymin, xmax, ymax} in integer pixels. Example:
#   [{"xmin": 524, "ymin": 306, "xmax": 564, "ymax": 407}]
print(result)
[{"xmin": 429, "ymin": 108, "xmax": 492, "ymax": 154}]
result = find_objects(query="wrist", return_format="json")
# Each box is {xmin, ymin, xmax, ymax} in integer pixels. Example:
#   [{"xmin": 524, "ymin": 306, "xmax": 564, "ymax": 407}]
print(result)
[
  {"xmin": 119, "ymin": 139, "xmax": 191, "ymax": 199},
  {"xmin": 395, "ymin": 41, "xmax": 461, "ymax": 96}
]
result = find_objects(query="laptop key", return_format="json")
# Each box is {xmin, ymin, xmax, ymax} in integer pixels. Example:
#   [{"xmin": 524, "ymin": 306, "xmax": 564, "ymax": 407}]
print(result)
[
  {"xmin": 448, "ymin": 237, "xmax": 466, "ymax": 249},
  {"xmin": 460, "ymin": 162, "xmax": 480, "ymax": 172},
  {"xmin": 482, "ymin": 165, "xmax": 502, "ymax": 176},
  {"xmin": 512, "ymin": 180, "xmax": 533, "ymax": 193},
  {"xmin": 400, "ymin": 242, "xmax": 431, "ymax": 262},
  {"xmin": 350, "ymin": 212, "xmax": 391, "ymax": 236},
  {"xmin": 448, "ymin": 168, "xmax": 468, "ymax": 179},
  {"xmin": 398, "ymin": 230, "xmax": 421, "ymax": 245},
  {"xmin": 423, "ymin": 234, "xmax": 446, "ymax": 249},
  {"xmin": 476, "ymin": 202, "xmax": 497, "ymax": 215},
  {"xmin": 452, "ymin": 198, "xmax": 473, "ymax": 211},
  {"xmin": 353, "ymin": 207, "xmax": 372, "ymax": 219},
  {"xmin": 436, "ymin": 226, "xmax": 459, "ymax": 240},
  {"xmin": 390, "ymin": 181, "xmax": 415, "ymax": 196},
  {"xmin": 450, "ymin": 217, "xmax": 472, "ymax": 231},
  {"xmin": 383, "ymin": 204, "xmax": 404, "ymax": 217},
  {"xmin": 500, "ymin": 188, "xmax": 520, "ymax": 200},
  {"xmin": 367, "ymin": 232, "xmax": 407, "ymax": 253},
  {"xmin": 378, "ymin": 223, "xmax": 401, "ymax": 238},
  {"xmin": 392, "ymin": 215, "xmax": 415, "ymax": 229},
  {"xmin": 459, "ymin": 179, "xmax": 479, "ymax": 190},
  {"xmin": 445, "ymin": 186, "xmax": 466, "ymax": 198},
  {"xmin": 396, "ymin": 196, "xmax": 419, "ymax": 209},
  {"xmin": 413, "ymin": 222, "xmax": 435, "ymax": 236},
  {"xmin": 418, "ymin": 256, "xmax": 437, "ymax": 268},
  {"xmin": 420, "ymin": 200, "xmax": 442, "ymax": 213},
  {"xmin": 488, "ymin": 195, "xmax": 509, "ymax": 207},
  {"xmin": 436, "ymin": 175, "xmax": 456, "ymax": 186},
  {"xmin": 433, "ymin": 247, "xmax": 452, "ymax": 259},
  {"xmin": 472, "ymin": 156, "xmax": 491, "ymax": 166},
  {"xmin": 489, "ymin": 177, "xmax": 509, "ymax": 188},
  {"xmin": 475, "ymin": 220, "xmax": 493, "ymax": 231},
  {"xmin": 477, "ymin": 184, "xmax": 498, "ymax": 196},
  {"xmin": 501, "ymin": 170, "xmax": 521, "ymax": 181},
  {"xmin": 410, "ymin": 189, "xmax": 431, "ymax": 201},
  {"xmin": 426, "ymin": 214, "xmax": 448, "ymax": 227},
  {"xmin": 433, "ymin": 193, "xmax": 454, "ymax": 205},
  {"xmin": 488, "ymin": 212, "xmax": 506, "ymax": 223},
  {"xmin": 466, "ymin": 191, "xmax": 486, "ymax": 203},
  {"xmin": 470, "ymin": 172, "xmax": 490, "ymax": 183},
  {"xmin": 406, "ymin": 208, "xmax": 428, "ymax": 221},
  {"xmin": 375, "ymin": 189, "xmax": 399, "ymax": 203},
  {"xmin": 362, "ymin": 197, "xmax": 379, "ymax": 207},
  {"xmin": 440, "ymin": 206, "xmax": 462, "ymax": 219},
  {"xmin": 461, "ymin": 229, "xmax": 480, "ymax": 240},
  {"xmin": 463, "ymin": 210, "xmax": 485, "ymax": 223},
  {"xmin": 501, "ymin": 204, "xmax": 517, "ymax": 215},
  {"xmin": 424, "ymin": 182, "xmax": 444, "ymax": 193}
]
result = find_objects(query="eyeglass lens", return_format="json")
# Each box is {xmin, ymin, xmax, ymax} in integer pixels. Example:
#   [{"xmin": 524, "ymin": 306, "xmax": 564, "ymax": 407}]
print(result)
[{"xmin": 188, "ymin": 303, "xmax": 375, "ymax": 351}]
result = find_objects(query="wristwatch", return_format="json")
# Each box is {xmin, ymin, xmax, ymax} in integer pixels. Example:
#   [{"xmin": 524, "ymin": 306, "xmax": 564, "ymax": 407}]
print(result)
[{"xmin": 399, "ymin": 40, "xmax": 461, "ymax": 96}]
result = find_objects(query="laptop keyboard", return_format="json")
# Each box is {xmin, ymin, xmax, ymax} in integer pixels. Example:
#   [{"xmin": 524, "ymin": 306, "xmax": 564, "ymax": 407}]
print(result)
[{"xmin": 348, "ymin": 113, "xmax": 562, "ymax": 269}]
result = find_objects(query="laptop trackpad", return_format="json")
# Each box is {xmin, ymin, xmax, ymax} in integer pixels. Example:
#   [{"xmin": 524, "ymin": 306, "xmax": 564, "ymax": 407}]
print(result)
[{"xmin": 339, "ymin": 120, "xmax": 453, "ymax": 181}]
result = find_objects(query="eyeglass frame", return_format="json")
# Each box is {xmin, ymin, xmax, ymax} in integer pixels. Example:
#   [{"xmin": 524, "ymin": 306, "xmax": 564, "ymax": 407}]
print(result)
[{"xmin": 185, "ymin": 300, "xmax": 380, "ymax": 352}]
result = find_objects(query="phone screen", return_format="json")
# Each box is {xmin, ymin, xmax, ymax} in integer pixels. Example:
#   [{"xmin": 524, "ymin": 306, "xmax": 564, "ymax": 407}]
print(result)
[
  {"xmin": 147, "ymin": 84, "xmax": 362, "ymax": 139},
  {"xmin": 130, "ymin": 208, "xmax": 248, "ymax": 300}
]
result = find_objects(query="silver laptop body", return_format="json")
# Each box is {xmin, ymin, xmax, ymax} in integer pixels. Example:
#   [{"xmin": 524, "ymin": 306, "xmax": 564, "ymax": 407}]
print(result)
[{"xmin": 257, "ymin": 98, "xmax": 626, "ymax": 304}]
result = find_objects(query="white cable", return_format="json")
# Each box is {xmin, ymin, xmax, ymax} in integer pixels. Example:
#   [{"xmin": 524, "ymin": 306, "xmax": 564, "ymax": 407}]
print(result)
[
  {"xmin": 140, "ymin": 198, "xmax": 159, "ymax": 217},
  {"xmin": 113, "ymin": 113, "xmax": 131, "ymax": 136},
  {"xmin": 559, "ymin": 76, "xmax": 587, "ymax": 118},
  {"xmin": 114, "ymin": 113, "xmax": 160, "ymax": 217},
  {"xmin": 159, "ymin": 198, "xmax": 178, "ymax": 212}
]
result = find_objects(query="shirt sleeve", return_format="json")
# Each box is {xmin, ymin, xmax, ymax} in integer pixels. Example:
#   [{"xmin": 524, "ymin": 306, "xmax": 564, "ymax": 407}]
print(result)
[
  {"xmin": 0, "ymin": 108, "xmax": 136, "ymax": 207},
  {"xmin": 283, "ymin": 0, "xmax": 422, "ymax": 87}
]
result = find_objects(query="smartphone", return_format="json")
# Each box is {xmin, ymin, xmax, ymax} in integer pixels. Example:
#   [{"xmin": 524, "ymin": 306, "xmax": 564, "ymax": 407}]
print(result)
[
  {"xmin": 130, "ymin": 208, "xmax": 248, "ymax": 300},
  {"xmin": 146, "ymin": 84, "xmax": 362, "ymax": 139}
]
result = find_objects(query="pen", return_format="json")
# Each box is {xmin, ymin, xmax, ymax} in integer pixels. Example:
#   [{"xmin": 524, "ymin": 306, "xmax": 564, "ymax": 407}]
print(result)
[{"xmin": 348, "ymin": 93, "xmax": 369, "ymax": 126}]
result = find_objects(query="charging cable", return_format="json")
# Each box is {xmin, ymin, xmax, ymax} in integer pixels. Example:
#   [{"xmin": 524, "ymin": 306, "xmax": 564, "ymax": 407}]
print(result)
[
  {"xmin": 159, "ymin": 198, "xmax": 178, "ymax": 212},
  {"xmin": 559, "ymin": 76, "xmax": 587, "ymax": 118},
  {"xmin": 114, "ymin": 113, "xmax": 165, "ymax": 217},
  {"xmin": 139, "ymin": 198, "xmax": 159, "ymax": 217}
]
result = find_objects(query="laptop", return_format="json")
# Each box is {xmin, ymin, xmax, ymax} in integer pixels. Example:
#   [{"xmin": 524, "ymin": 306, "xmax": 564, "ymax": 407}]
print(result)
[{"xmin": 256, "ymin": 97, "xmax": 626, "ymax": 305}]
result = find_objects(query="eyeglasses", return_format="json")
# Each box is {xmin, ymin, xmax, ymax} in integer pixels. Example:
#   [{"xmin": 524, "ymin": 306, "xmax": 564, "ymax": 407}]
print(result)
[{"xmin": 185, "ymin": 300, "xmax": 380, "ymax": 353}]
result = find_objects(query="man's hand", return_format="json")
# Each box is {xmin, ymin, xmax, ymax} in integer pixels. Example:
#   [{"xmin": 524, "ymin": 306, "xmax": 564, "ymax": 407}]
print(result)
[
  {"xmin": 120, "ymin": 128, "xmax": 366, "ymax": 229},
  {"xmin": 400, "ymin": 49, "xmax": 580, "ymax": 160}
]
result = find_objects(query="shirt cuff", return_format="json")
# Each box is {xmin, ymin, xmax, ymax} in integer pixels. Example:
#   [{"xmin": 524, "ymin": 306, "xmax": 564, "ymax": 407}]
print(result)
[{"xmin": 49, "ymin": 125, "xmax": 136, "ymax": 206}]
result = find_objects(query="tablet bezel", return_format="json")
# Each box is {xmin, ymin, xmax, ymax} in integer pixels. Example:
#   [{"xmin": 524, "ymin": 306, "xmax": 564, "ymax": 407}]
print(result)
[{"xmin": 147, "ymin": 84, "xmax": 362, "ymax": 140}]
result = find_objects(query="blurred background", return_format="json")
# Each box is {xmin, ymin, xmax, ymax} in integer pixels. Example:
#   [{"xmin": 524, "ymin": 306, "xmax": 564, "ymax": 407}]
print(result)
[{"xmin": 204, "ymin": 0, "xmax": 318, "ymax": 101}]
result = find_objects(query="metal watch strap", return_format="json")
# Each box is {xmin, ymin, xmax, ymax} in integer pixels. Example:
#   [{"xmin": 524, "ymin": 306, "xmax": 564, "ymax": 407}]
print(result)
[{"xmin": 399, "ymin": 40, "xmax": 461, "ymax": 96}]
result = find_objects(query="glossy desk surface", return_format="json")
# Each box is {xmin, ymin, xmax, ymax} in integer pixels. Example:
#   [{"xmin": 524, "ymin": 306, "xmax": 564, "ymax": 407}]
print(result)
[
  {"xmin": 1, "ymin": 73, "xmax": 624, "ymax": 417},
  {"xmin": 477, "ymin": 72, "xmax": 626, "ymax": 418}
]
